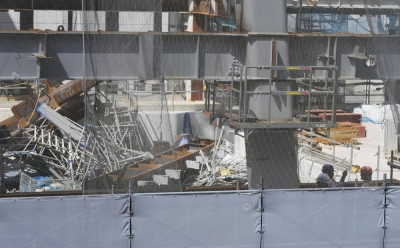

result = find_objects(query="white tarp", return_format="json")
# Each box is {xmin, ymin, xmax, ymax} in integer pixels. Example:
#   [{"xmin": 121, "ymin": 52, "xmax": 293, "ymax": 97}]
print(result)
[
  {"xmin": 263, "ymin": 188, "xmax": 384, "ymax": 247},
  {"xmin": 353, "ymin": 104, "xmax": 400, "ymax": 124},
  {"xmin": 0, "ymin": 195, "xmax": 130, "ymax": 248},
  {"xmin": 132, "ymin": 191, "xmax": 261, "ymax": 248}
]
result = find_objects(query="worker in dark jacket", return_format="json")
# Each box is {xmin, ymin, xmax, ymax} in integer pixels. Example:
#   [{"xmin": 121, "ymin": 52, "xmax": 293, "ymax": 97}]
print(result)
[
  {"xmin": 360, "ymin": 166, "xmax": 378, "ymax": 187},
  {"xmin": 316, "ymin": 164, "xmax": 348, "ymax": 188}
]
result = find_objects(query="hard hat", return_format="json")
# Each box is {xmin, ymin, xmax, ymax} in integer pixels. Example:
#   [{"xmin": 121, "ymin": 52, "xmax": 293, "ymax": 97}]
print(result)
[
  {"xmin": 322, "ymin": 164, "xmax": 334, "ymax": 173},
  {"xmin": 361, "ymin": 166, "xmax": 373, "ymax": 175}
]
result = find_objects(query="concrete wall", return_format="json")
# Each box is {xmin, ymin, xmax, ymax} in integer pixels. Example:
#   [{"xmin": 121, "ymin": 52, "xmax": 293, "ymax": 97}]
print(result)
[{"xmin": 137, "ymin": 111, "xmax": 216, "ymax": 150}]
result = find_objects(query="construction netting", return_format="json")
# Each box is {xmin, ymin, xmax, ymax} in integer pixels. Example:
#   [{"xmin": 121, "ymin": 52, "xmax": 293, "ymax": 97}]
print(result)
[{"xmin": 1, "ymin": 0, "xmax": 400, "ymax": 196}]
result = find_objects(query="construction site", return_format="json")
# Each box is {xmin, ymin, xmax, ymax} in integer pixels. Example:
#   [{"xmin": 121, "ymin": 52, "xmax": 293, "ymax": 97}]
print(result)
[{"xmin": 1, "ymin": 0, "xmax": 400, "ymax": 247}]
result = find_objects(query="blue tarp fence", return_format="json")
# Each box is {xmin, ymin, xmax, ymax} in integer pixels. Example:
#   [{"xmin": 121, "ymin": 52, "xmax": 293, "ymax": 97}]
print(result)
[{"xmin": 1, "ymin": 187, "xmax": 399, "ymax": 247}]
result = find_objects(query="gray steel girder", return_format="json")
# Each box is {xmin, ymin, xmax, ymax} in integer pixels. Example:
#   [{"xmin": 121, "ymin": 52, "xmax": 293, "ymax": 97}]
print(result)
[
  {"xmin": 0, "ymin": 0, "xmax": 184, "ymax": 11},
  {"xmin": 2, "ymin": 31, "xmax": 400, "ymax": 81},
  {"xmin": 3, "ymin": 0, "xmax": 400, "ymax": 12},
  {"xmin": 286, "ymin": 0, "xmax": 400, "ymax": 14},
  {"xmin": 0, "ymin": 32, "xmax": 246, "ymax": 80}
]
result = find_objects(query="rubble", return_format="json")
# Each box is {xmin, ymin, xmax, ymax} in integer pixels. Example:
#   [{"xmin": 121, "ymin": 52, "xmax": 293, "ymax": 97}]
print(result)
[{"xmin": 189, "ymin": 139, "xmax": 247, "ymax": 188}]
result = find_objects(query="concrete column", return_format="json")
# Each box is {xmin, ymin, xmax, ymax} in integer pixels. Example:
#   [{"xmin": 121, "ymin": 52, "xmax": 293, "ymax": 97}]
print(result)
[
  {"xmin": 153, "ymin": 11, "xmax": 162, "ymax": 32},
  {"xmin": 246, "ymin": 129, "xmax": 299, "ymax": 189},
  {"xmin": 20, "ymin": 10, "xmax": 33, "ymax": 30},
  {"xmin": 105, "ymin": 12, "xmax": 119, "ymax": 31},
  {"xmin": 68, "ymin": 11, "xmax": 73, "ymax": 31},
  {"xmin": 236, "ymin": 0, "xmax": 286, "ymax": 33}
]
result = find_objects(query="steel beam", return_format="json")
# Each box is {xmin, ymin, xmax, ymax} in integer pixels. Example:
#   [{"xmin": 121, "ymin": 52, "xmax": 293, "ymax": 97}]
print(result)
[
  {"xmin": 287, "ymin": 0, "xmax": 400, "ymax": 14},
  {"xmin": 3, "ymin": 0, "xmax": 400, "ymax": 12},
  {"xmin": 287, "ymin": 0, "xmax": 400, "ymax": 8},
  {"xmin": 287, "ymin": 8, "xmax": 400, "ymax": 15},
  {"xmin": 36, "ymin": 103, "xmax": 83, "ymax": 142},
  {"xmin": 0, "ymin": 31, "xmax": 246, "ymax": 80},
  {"xmin": 0, "ymin": 0, "xmax": 185, "ymax": 11},
  {"xmin": 2, "ymin": 31, "xmax": 400, "ymax": 81},
  {"xmin": 229, "ymin": 120, "xmax": 337, "ymax": 130}
]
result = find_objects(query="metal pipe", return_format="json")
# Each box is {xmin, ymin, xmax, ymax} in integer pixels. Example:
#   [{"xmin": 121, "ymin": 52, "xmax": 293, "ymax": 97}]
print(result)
[
  {"xmin": 47, "ymin": 165, "xmax": 64, "ymax": 180},
  {"xmin": 239, "ymin": 66, "xmax": 243, "ymax": 123},
  {"xmin": 212, "ymin": 81, "xmax": 216, "ymax": 115},
  {"xmin": 350, "ymin": 137, "xmax": 353, "ymax": 167},
  {"xmin": 241, "ymin": 90, "xmax": 333, "ymax": 95},
  {"xmin": 172, "ymin": 81, "xmax": 175, "ymax": 111},
  {"xmin": 244, "ymin": 67, "xmax": 248, "ymax": 124},
  {"xmin": 129, "ymin": 179, "xmax": 133, "ymax": 194},
  {"xmin": 243, "ymin": 66, "xmax": 336, "ymax": 70},
  {"xmin": 298, "ymin": 0, "xmax": 303, "ymax": 33},
  {"xmin": 268, "ymin": 75, "xmax": 272, "ymax": 124},
  {"xmin": 309, "ymin": 128, "xmax": 313, "ymax": 157},
  {"xmin": 333, "ymin": 131, "xmax": 336, "ymax": 163},
  {"xmin": 69, "ymin": 138, "xmax": 74, "ymax": 186},
  {"xmin": 206, "ymin": 82, "xmax": 210, "ymax": 111},
  {"xmin": 230, "ymin": 64, "xmax": 234, "ymax": 122},
  {"xmin": 323, "ymin": 77, "xmax": 328, "ymax": 122},
  {"xmin": 383, "ymin": 173, "xmax": 387, "ymax": 188},
  {"xmin": 296, "ymin": 81, "xmax": 330, "ymax": 91},
  {"xmin": 391, "ymin": 150, "xmax": 394, "ymax": 185},
  {"xmin": 331, "ymin": 69, "xmax": 338, "ymax": 125},
  {"xmin": 300, "ymin": 146, "xmax": 351, "ymax": 170},
  {"xmin": 0, "ymin": 148, "xmax": 4, "ymax": 193},
  {"xmin": 377, "ymin": 146, "xmax": 380, "ymax": 180},
  {"xmin": 307, "ymin": 69, "xmax": 312, "ymax": 123}
]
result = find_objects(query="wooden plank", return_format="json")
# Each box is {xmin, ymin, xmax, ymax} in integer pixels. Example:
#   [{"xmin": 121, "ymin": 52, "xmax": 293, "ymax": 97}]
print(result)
[
  {"xmin": 161, "ymin": 154, "xmax": 182, "ymax": 160},
  {"xmin": 137, "ymin": 163, "xmax": 160, "ymax": 170},
  {"xmin": 173, "ymin": 150, "xmax": 193, "ymax": 156}
]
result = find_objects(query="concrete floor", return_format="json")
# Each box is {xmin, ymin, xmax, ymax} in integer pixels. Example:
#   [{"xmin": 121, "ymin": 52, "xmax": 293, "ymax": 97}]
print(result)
[{"xmin": 299, "ymin": 122, "xmax": 398, "ymax": 184}]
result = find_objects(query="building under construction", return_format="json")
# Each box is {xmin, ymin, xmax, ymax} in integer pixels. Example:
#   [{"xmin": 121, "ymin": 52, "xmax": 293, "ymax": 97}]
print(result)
[{"xmin": 1, "ymin": 1, "xmax": 400, "ymax": 247}]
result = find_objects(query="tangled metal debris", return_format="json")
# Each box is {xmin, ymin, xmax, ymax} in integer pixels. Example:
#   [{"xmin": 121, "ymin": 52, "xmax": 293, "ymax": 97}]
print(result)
[
  {"xmin": 0, "ymin": 80, "xmax": 153, "ymax": 193},
  {"xmin": 189, "ymin": 128, "xmax": 247, "ymax": 188}
]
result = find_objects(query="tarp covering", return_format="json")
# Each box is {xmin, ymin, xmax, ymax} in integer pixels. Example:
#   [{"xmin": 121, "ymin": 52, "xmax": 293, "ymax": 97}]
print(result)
[
  {"xmin": 0, "ymin": 195, "xmax": 130, "ymax": 248},
  {"xmin": 131, "ymin": 191, "xmax": 261, "ymax": 248},
  {"xmin": 352, "ymin": 104, "xmax": 400, "ymax": 124},
  {"xmin": 4, "ymin": 188, "xmax": 400, "ymax": 247},
  {"xmin": 263, "ymin": 188, "xmax": 384, "ymax": 247}
]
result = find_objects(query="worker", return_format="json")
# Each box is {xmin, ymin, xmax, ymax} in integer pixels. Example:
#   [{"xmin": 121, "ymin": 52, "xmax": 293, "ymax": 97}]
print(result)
[
  {"xmin": 316, "ymin": 164, "xmax": 348, "ymax": 188},
  {"xmin": 360, "ymin": 166, "xmax": 378, "ymax": 187}
]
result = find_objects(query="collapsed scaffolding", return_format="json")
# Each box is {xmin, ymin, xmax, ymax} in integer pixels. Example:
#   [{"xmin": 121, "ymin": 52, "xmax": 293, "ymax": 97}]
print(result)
[
  {"xmin": 0, "ymin": 80, "xmax": 154, "ymax": 192},
  {"xmin": 0, "ymin": 78, "xmax": 249, "ymax": 193}
]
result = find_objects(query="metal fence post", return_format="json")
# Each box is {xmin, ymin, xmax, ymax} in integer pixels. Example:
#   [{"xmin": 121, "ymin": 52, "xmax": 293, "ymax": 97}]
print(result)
[
  {"xmin": 129, "ymin": 179, "xmax": 133, "ymax": 195},
  {"xmin": 0, "ymin": 148, "xmax": 5, "ymax": 194}
]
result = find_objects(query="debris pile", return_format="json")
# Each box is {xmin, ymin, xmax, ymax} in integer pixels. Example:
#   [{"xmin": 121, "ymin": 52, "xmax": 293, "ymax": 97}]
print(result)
[
  {"xmin": 0, "ymin": 80, "xmax": 152, "ymax": 193},
  {"xmin": 189, "ymin": 139, "xmax": 247, "ymax": 188}
]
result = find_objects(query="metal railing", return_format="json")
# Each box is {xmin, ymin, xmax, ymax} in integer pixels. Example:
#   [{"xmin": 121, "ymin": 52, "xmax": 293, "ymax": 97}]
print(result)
[{"xmin": 210, "ymin": 65, "xmax": 340, "ymax": 128}]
